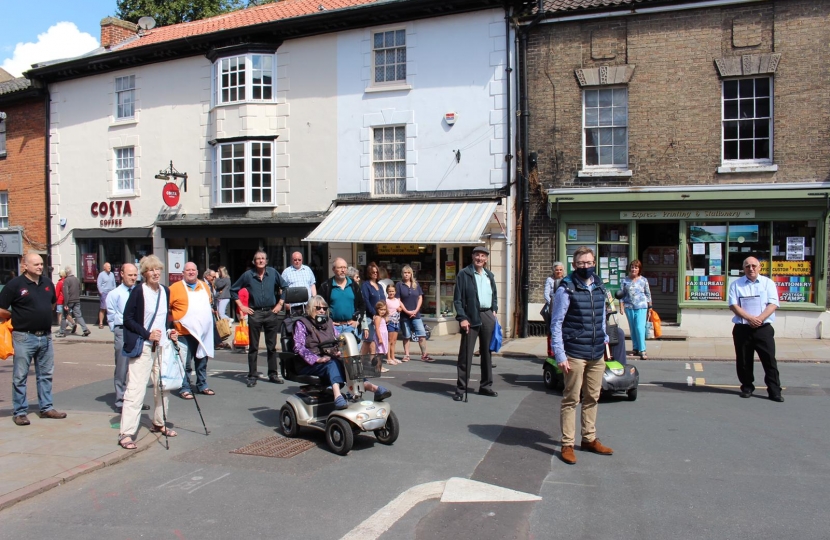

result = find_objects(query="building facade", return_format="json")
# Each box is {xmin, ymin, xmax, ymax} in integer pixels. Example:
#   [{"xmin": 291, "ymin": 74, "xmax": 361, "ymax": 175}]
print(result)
[{"xmin": 522, "ymin": 0, "xmax": 830, "ymax": 338}]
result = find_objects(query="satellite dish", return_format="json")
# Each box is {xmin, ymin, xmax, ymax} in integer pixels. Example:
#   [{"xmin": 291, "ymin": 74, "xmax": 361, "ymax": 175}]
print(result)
[{"xmin": 137, "ymin": 16, "xmax": 156, "ymax": 30}]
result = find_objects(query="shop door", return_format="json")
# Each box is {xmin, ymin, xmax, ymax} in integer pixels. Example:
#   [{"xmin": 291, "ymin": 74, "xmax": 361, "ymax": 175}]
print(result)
[{"xmin": 636, "ymin": 222, "xmax": 679, "ymax": 322}]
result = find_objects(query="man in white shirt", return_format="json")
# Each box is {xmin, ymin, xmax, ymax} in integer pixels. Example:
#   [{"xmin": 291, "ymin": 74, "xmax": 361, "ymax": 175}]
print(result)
[
  {"xmin": 106, "ymin": 263, "xmax": 148, "ymax": 412},
  {"xmin": 727, "ymin": 256, "xmax": 783, "ymax": 402},
  {"xmin": 281, "ymin": 251, "xmax": 316, "ymax": 306}
]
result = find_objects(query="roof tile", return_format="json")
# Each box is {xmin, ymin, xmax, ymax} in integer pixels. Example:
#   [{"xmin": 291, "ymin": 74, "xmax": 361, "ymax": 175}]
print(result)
[
  {"xmin": 542, "ymin": 0, "xmax": 680, "ymax": 13},
  {"xmin": 0, "ymin": 77, "xmax": 33, "ymax": 97}
]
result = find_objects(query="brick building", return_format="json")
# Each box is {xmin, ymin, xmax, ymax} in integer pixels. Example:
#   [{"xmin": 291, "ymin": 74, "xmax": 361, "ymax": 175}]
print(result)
[
  {"xmin": 0, "ymin": 75, "xmax": 48, "ymax": 286},
  {"xmin": 519, "ymin": 0, "xmax": 829, "ymax": 338}
]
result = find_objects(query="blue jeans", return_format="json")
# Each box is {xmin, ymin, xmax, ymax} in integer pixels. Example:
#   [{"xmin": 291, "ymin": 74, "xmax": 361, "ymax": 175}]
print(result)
[
  {"xmin": 180, "ymin": 334, "xmax": 208, "ymax": 394},
  {"xmin": 625, "ymin": 308, "xmax": 648, "ymax": 353},
  {"xmin": 12, "ymin": 331, "xmax": 55, "ymax": 417},
  {"xmin": 300, "ymin": 359, "xmax": 346, "ymax": 387},
  {"xmin": 334, "ymin": 324, "xmax": 358, "ymax": 339},
  {"xmin": 400, "ymin": 317, "xmax": 426, "ymax": 339}
]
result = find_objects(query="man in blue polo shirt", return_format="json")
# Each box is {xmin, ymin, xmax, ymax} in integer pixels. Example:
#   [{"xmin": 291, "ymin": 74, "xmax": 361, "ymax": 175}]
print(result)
[
  {"xmin": 0, "ymin": 253, "xmax": 66, "ymax": 426},
  {"xmin": 319, "ymin": 257, "xmax": 365, "ymax": 337},
  {"xmin": 230, "ymin": 251, "xmax": 288, "ymax": 387},
  {"xmin": 727, "ymin": 256, "xmax": 783, "ymax": 402}
]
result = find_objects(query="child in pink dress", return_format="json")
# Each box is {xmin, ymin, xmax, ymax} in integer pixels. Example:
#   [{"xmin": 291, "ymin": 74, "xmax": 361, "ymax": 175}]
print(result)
[
  {"xmin": 385, "ymin": 285, "xmax": 403, "ymax": 363},
  {"xmin": 373, "ymin": 301, "xmax": 391, "ymax": 371}
]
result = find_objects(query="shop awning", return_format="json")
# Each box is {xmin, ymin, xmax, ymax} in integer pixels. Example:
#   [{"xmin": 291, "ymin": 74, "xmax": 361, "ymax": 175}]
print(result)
[{"xmin": 303, "ymin": 200, "xmax": 498, "ymax": 244}]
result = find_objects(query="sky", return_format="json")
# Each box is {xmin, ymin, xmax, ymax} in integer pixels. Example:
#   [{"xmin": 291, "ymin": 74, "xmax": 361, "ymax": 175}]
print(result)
[{"xmin": 1, "ymin": 0, "xmax": 117, "ymax": 77}]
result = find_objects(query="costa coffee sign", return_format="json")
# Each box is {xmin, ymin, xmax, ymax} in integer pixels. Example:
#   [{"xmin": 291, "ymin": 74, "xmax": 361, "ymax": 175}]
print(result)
[{"xmin": 91, "ymin": 200, "xmax": 133, "ymax": 227}]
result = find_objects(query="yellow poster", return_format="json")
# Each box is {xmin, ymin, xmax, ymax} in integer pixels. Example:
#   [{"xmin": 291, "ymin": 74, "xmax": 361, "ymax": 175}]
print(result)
[
  {"xmin": 445, "ymin": 261, "xmax": 456, "ymax": 280},
  {"xmin": 377, "ymin": 244, "xmax": 420, "ymax": 255},
  {"xmin": 761, "ymin": 260, "xmax": 811, "ymax": 276}
]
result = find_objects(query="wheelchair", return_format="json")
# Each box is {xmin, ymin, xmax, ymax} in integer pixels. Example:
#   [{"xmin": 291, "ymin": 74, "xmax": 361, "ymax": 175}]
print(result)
[{"xmin": 277, "ymin": 287, "xmax": 400, "ymax": 455}]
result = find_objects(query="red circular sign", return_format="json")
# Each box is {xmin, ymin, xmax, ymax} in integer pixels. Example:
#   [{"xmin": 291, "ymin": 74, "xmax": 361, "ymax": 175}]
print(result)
[{"xmin": 162, "ymin": 183, "xmax": 180, "ymax": 207}]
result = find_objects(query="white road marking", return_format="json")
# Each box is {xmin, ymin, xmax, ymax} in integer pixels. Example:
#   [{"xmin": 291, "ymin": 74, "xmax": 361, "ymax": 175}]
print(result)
[
  {"xmin": 514, "ymin": 380, "xmax": 544, "ymax": 384},
  {"xmin": 441, "ymin": 477, "xmax": 541, "ymax": 503},
  {"xmin": 544, "ymin": 480, "xmax": 597, "ymax": 487},
  {"xmin": 685, "ymin": 363, "xmax": 691, "ymax": 370},
  {"xmin": 429, "ymin": 378, "xmax": 477, "ymax": 382},
  {"xmin": 155, "ymin": 468, "xmax": 204, "ymax": 489},
  {"xmin": 62, "ymin": 362, "xmax": 79, "ymax": 364},
  {"xmin": 96, "ymin": 364, "xmax": 115, "ymax": 367},
  {"xmin": 187, "ymin": 473, "xmax": 230, "ymax": 494},
  {"xmin": 686, "ymin": 376, "xmax": 694, "ymax": 386}
]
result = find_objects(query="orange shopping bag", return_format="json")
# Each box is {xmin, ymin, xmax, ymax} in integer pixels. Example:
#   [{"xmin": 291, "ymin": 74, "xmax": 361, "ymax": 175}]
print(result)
[
  {"xmin": 0, "ymin": 319, "xmax": 13, "ymax": 360},
  {"xmin": 233, "ymin": 319, "xmax": 250, "ymax": 348},
  {"xmin": 649, "ymin": 309, "xmax": 663, "ymax": 339}
]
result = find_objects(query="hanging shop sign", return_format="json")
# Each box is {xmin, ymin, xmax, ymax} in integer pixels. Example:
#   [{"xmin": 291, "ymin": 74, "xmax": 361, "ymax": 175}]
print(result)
[
  {"xmin": 377, "ymin": 244, "xmax": 421, "ymax": 256},
  {"xmin": 620, "ymin": 209, "xmax": 755, "ymax": 220},
  {"xmin": 162, "ymin": 183, "xmax": 180, "ymax": 207},
  {"xmin": 90, "ymin": 200, "xmax": 133, "ymax": 227},
  {"xmin": 0, "ymin": 231, "xmax": 23, "ymax": 256}
]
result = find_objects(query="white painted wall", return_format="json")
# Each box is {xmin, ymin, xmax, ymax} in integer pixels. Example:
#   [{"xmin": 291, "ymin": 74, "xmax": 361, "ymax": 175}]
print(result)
[{"xmin": 336, "ymin": 8, "xmax": 509, "ymax": 194}]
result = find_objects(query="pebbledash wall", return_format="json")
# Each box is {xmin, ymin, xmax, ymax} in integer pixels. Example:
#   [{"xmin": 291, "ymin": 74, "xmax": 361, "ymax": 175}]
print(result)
[{"xmin": 524, "ymin": 0, "xmax": 830, "ymax": 338}]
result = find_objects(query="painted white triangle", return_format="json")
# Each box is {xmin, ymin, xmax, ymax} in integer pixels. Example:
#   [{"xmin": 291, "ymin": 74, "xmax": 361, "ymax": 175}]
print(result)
[{"xmin": 440, "ymin": 477, "xmax": 542, "ymax": 503}]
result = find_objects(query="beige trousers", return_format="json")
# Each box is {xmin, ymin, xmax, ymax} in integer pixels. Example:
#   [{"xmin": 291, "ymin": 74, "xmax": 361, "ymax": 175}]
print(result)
[
  {"xmin": 559, "ymin": 356, "xmax": 605, "ymax": 446},
  {"xmin": 119, "ymin": 343, "xmax": 169, "ymax": 438}
]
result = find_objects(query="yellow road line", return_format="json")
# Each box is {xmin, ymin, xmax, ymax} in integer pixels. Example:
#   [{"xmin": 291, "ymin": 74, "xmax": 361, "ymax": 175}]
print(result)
[
  {"xmin": 694, "ymin": 377, "xmax": 705, "ymax": 386},
  {"xmin": 693, "ymin": 363, "xmax": 703, "ymax": 372}
]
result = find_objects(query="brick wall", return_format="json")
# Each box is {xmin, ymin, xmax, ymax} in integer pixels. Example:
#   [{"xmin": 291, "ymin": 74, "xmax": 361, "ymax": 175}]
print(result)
[
  {"xmin": 100, "ymin": 18, "xmax": 138, "ymax": 49},
  {"xmin": 0, "ymin": 98, "xmax": 48, "ymax": 257},
  {"xmin": 524, "ymin": 0, "xmax": 830, "ymax": 303}
]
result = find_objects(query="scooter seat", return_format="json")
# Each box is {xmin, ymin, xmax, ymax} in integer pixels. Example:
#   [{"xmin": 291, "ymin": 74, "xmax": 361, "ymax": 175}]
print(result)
[{"xmin": 290, "ymin": 374, "xmax": 322, "ymax": 385}]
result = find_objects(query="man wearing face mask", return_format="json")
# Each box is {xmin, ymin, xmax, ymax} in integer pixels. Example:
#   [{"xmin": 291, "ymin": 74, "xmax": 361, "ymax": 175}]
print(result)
[{"xmin": 550, "ymin": 246, "xmax": 613, "ymax": 465}]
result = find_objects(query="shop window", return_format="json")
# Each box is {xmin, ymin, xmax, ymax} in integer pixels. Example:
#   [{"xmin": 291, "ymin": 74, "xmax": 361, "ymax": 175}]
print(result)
[
  {"xmin": 115, "ymin": 75, "xmax": 136, "ymax": 120},
  {"xmin": 216, "ymin": 53, "xmax": 275, "ymax": 105},
  {"xmin": 372, "ymin": 126, "xmax": 406, "ymax": 196},
  {"xmin": 215, "ymin": 141, "xmax": 274, "ymax": 207},
  {"xmin": 564, "ymin": 223, "xmax": 629, "ymax": 294},
  {"xmin": 769, "ymin": 221, "xmax": 816, "ymax": 303},
  {"xmin": 0, "ymin": 256, "xmax": 18, "ymax": 292},
  {"xmin": 373, "ymin": 29, "xmax": 406, "ymax": 85},
  {"xmin": 722, "ymin": 77, "xmax": 772, "ymax": 163},
  {"xmin": 115, "ymin": 147, "xmax": 135, "ymax": 193},
  {"xmin": 0, "ymin": 192, "xmax": 7, "ymax": 228},
  {"xmin": 583, "ymin": 87, "xmax": 628, "ymax": 169}
]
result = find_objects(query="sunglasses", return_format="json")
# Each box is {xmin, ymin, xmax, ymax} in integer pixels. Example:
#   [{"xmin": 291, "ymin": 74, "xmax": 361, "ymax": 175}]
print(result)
[{"xmin": 315, "ymin": 305, "xmax": 328, "ymax": 311}]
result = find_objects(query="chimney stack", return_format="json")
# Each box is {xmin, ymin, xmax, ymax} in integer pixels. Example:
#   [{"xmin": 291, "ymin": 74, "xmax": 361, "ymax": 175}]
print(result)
[{"xmin": 100, "ymin": 17, "xmax": 138, "ymax": 49}]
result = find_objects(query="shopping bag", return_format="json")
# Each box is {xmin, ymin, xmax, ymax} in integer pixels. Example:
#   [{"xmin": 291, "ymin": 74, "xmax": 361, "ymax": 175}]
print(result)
[
  {"xmin": 0, "ymin": 319, "xmax": 13, "ymax": 360},
  {"xmin": 646, "ymin": 321, "xmax": 655, "ymax": 340},
  {"xmin": 649, "ymin": 309, "xmax": 663, "ymax": 339},
  {"xmin": 489, "ymin": 317, "xmax": 503, "ymax": 353},
  {"xmin": 215, "ymin": 315, "xmax": 231, "ymax": 341},
  {"xmin": 160, "ymin": 340, "xmax": 187, "ymax": 391},
  {"xmin": 233, "ymin": 320, "xmax": 250, "ymax": 347}
]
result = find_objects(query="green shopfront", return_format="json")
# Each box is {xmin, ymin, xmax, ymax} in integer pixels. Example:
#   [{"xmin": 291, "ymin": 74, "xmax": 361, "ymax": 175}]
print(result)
[{"xmin": 547, "ymin": 183, "xmax": 830, "ymax": 339}]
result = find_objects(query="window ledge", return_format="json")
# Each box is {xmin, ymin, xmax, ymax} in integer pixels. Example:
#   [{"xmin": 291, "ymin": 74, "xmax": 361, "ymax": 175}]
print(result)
[
  {"xmin": 578, "ymin": 169, "xmax": 633, "ymax": 178},
  {"xmin": 717, "ymin": 164, "xmax": 778, "ymax": 174},
  {"xmin": 108, "ymin": 191, "xmax": 140, "ymax": 199},
  {"xmin": 110, "ymin": 118, "xmax": 138, "ymax": 127},
  {"xmin": 212, "ymin": 204, "xmax": 277, "ymax": 209},
  {"xmin": 365, "ymin": 84, "xmax": 412, "ymax": 94}
]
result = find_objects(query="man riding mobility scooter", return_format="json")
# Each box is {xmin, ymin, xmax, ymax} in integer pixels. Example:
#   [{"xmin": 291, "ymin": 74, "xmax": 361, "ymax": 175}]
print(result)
[{"xmin": 278, "ymin": 287, "xmax": 399, "ymax": 455}]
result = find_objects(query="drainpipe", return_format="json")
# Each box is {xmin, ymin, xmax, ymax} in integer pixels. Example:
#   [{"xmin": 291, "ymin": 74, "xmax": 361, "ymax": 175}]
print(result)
[
  {"xmin": 43, "ymin": 86, "xmax": 52, "ymax": 276},
  {"xmin": 517, "ymin": 0, "xmax": 545, "ymax": 338},
  {"xmin": 504, "ymin": 5, "xmax": 514, "ymax": 336}
]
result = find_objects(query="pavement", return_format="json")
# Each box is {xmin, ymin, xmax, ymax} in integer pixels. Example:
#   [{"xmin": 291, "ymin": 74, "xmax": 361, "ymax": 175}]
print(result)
[{"xmin": 1, "ymin": 322, "xmax": 827, "ymax": 513}]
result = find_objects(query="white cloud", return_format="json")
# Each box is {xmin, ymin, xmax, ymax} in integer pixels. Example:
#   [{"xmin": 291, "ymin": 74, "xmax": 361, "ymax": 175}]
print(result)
[{"xmin": 1, "ymin": 22, "xmax": 99, "ymax": 77}]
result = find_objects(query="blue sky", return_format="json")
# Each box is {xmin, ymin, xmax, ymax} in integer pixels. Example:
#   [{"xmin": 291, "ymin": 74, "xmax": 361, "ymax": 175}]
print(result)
[{"xmin": 2, "ymin": 0, "xmax": 117, "ymax": 76}]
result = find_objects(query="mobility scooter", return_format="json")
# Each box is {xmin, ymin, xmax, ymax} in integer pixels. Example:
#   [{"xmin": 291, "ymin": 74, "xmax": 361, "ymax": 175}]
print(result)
[{"xmin": 277, "ymin": 287, "xmax": 400, "ymax": 455}]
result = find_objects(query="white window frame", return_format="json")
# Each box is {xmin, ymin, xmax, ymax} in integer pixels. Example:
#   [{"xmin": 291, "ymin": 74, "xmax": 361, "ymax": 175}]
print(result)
[
  {"xmin": 0, "ymin": 192, "xmax": 7, "ymax": 228},
  {"xmin": 0, "ymin": 116, "xmax": 6, "ymax": 158},
  {"xmin": 372, "ymin": 28, "xmax": 407, "ymax": 87},
  {"xmin": 115, "ymin": 75, "xmax": 136, "ymax": 120},
  {"xmin": 214, "ymin": 140, "xmax": 276, "ymax": 207},
  {"xmin": 372, "ymin": 126, "xmax": 407, "ymax": 196},
  {"xmin": 581, "ymin": 86, "xmax": 629, "ymax": 173},
  {"xmin": 114, "ymin": 147, "xmax": 136, "ymax": 194},
  {"xmin": 215, "ymin": 53, "xmax": 276, "ymax": 106},
  {"xmin": 721, "ymin": 76, "xmax": 773, "ymax": 166}
]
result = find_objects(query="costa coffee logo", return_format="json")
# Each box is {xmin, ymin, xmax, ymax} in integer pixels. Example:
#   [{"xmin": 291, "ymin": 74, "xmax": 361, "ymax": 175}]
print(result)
[{"xmin": 91, "ymin": 200, "xmax": 133, "ymax": 227}]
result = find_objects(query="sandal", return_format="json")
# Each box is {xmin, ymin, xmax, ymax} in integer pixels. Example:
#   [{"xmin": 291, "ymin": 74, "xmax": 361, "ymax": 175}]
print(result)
[
  {"xmin": 151, "ymin": 424, "xmax": 177, "ymax": 437},
  {"xmin": 640, "ymin": 353, "xmax": 648, "ymax": 360},
  {"xmin": 198, "ymin": 388, "xmax": 215, "ymax": 395},
  {"xmin": 381, "ymin": 367, "xmax": 390, "ymax": 373},
  {"xmin": 421, "ymin": 354, "xmax": 435, "ymax": 363},
  {"xmin": 118, "ymin": 436, "xmax": 137, "ymax": 450},
  {"xmin": 180, "ymin": 391, "xmax": 194, "ymax": 400},
  {"xmin": 401, "ymin": 355, "xmax": 410, "ymax": 362}
]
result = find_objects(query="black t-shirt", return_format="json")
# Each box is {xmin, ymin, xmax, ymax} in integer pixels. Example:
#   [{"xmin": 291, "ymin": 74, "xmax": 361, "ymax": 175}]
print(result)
[{"xmin": 0, "ymin": 274, "xmax": 57, "ymax": 332}]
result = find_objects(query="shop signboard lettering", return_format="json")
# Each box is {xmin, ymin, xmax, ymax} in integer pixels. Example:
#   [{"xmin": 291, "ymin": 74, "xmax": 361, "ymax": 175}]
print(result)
[
  {"xmin": 377, "ymin": 244, "xmax": 420, "ymax": 256},
  {"xmin": 773, "ymin": 275, "xmax": 813, "ymax": 303},
  {"xmin": 760, "ymin": 260, "xmax": 811, "ymax": 276},
  {"xmin": 91, "ymin": 200, "xmax": 133, "ymax": 228},
  {"xmin": 685, "ymin": 275, "xmax": 725, "ymax": 301},
  {"xmin": 621, "ymin": 210, "xmax": 755, "ymax": 220}
]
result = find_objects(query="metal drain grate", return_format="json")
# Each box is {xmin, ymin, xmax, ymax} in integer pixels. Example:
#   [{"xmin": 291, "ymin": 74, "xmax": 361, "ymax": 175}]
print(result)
[{"xmin": 230, "ymin": 436, "xmax": 316, "ymax": 458}]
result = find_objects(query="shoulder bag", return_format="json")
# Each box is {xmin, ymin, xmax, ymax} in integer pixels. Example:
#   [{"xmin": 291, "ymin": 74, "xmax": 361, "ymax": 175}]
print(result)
[{"xmin": 123, "ymin": 288, "xmax": 161, "ymax": 358}]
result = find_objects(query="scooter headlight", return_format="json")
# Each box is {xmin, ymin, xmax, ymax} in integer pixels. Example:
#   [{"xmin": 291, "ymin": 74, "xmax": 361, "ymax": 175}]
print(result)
[
  {"xmin": 376, "ymin": 408, "xmax": 387, "ymax": 418},
  {"xmin": 356, "ymin": 413, "xmax": 370, "ymax": 422},
  {"xmin": 610, "ymin": 367, "xmax": 624, "ymax": 376}
]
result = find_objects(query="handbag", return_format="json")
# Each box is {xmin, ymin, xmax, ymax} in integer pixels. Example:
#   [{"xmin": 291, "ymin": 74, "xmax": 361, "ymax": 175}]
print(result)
[
  {"xmin": 215, "ymin": 314, "xmax": 231, "ymax": 341},
  {"xmin": 160, "ymin": 339, "xmax": 188, "ymax": 391},
  {"xmin": 122, "ymin": 288, "xmax": 161, "ymax": 358},
  {"xmin": 649, "ymin": 309, "xmax": 663, "ymax": 339},
  {"xmin": 489, "ymin": 317, "xmax": 503, "ymax": 353}
]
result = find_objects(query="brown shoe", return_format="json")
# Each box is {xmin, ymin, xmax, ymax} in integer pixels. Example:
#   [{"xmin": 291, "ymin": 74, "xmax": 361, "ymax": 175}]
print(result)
[
  {"xmin": 13, "ymin": 414, "xmax": 30, "ymax": 426},
  {"xmin": 581, "ymin": 438, "xmax": 613, "ymax": 455},
  {"xmin": 560, "ymin": 445, "xmax": 577, "ymax": 464},
  {"xmin": 39, "ymin": 409, "xmax": 68, "ymax": 419}
]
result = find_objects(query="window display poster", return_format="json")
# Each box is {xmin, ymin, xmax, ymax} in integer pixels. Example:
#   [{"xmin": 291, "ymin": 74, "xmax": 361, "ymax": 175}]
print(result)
[
  {"xmin": 82, "ymin": 254, "xmax": 98, "ymax": 283},
  {"xmin": 709, "ymin": 259, "xmax": 722, "ymax": 276},
  {"xmin": 445, "ymin": 261, "xmax": 456, "ymax": 280},
  {"xmin": 689, "ymin": 225, "xmax": 726, "ymax": 243},
  {"xmin": 685, "ymin": 275, "xmax": 726, "ymax": 301},
  {"xmin": 357, "ymin": 251, "xmax": 367, "ymax": 266},
  {"xmin": 618, "ymin": 257, "xmax": 628, "ymax": 270},
  {"xmin": 773, "ymin": 275, "xmax": 813, "ymax": 303},
  {"xmin": 600, "ymin": 257, "xmax": 609, "ymax": 268},
  {"xmin": 568, "ymin": 229, "xmax": 578, "ymax": 241},
  {"xmin": 786, "ymin": 237, "xmax": 805, "ymax": 261},
  {"xmin": 709, "ymin": 243, "xmax": 722, "ymax": 260},
  {"xmin": 168, "ymin": 249, "xmax": 186, "ymax": 274},
  {"xmin": 445, "ymin": 248, "xmax": 454, "ymax": 262},
  {"xmin": 693, "ymin": 243, "xmax": 705, "ymax": 255},
  {"xmin": 763, "ymin": 260, "xmax": 811, "ymax": 276}
]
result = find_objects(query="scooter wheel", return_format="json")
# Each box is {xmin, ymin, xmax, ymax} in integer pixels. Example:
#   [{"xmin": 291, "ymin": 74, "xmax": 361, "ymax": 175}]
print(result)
[
  {"xmin": 374, "ymin": 411, "xmax": 399, "ymax": 445},
  {"xmin": 326, "ymin": 417, "xmax": 354, "ymax": 455},
  {"xmin": 280, "ymin": 405, "xmax": 299, "ymax": 437},
  {"xmin": 627, "ymin": 388, "xmax": 638, "ymax": 402},
  {"xmin": 543, "ymin": 365, "xmax": 556, "ymax": 390}
]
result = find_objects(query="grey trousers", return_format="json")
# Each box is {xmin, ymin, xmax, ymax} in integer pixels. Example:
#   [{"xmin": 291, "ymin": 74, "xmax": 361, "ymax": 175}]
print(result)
[
  {"xmin": 456, "ymin": 310, "xmax": 495, "ymax": 393},
  {"xmin": 60, "ymin": 303, "xmax": 89, "ymax": 333},
  {"xmin": 113, "ymin": 327, "xmax": 129, "ymax": 408}
]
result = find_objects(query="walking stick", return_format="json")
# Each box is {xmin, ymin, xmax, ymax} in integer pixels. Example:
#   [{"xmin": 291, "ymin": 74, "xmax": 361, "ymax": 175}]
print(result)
[
  {"xmin": 464, "ymin": 326, "xmax": 472, "ymax": 403},
  {"xmin": 153, "ymin": 342, "xmax": 170, "ymax": 450},
  {"xmin": 172, "ymin": 341, "xmax": 209, "ymax": 436}
]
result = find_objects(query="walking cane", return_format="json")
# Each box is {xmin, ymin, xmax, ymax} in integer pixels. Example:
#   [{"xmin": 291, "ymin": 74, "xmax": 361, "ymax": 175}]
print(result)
[
  {"xmin": 172, "ymin": 340, "xmax": 209, "ymax": 436},
  {"xmin": 153, "ymin": 341, "xmax": 170, "ymax": 450},
  {"xmin": 464, "ymin": 326, "xmax": 472, "ymax": 403}
]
